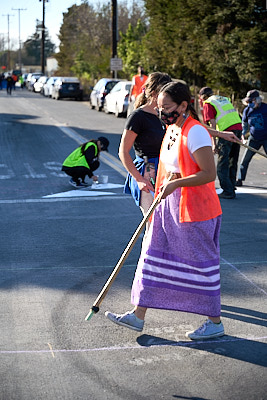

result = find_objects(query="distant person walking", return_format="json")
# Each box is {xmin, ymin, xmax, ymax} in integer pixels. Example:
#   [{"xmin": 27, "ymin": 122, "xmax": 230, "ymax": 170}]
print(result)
[
  {"xmin": 127, "ymin": 66, "xmax": 148, "ymax": 116},
  {"xmin": 19, "ymin": 75, "xmax": 24, "ymax": 89},
  {"xmin": 6, "ymin": 74, "xmax": 14, "ymax": 95},
  {"xmin": 62, "ymin": 137, "xmax": 109, "ymax": 188},
  {"xmin": 199, "ymin": 87, "xmax": 242, "ymax": 199},
  {"xmin": 236, "ymin": 90, "xmax": 267, "ymax": 186},
  {"xmin": 0, "ymin": 73, "xmax": 3, "ymax": 90}
]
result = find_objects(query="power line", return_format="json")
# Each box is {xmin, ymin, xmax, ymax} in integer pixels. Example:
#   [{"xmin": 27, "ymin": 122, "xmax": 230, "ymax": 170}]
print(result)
[{"xmin": 12, "ymin": 8, "xmax": 27, "ymax": 70}]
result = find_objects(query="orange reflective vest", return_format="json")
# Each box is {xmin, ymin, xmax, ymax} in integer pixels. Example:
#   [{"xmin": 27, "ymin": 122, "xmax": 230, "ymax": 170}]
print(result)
[
  {"xmin": 131, "ymin": 74, "xmax": 148, "ymax": 98},
  {"xmin": 155, "ymin": 116, "xmax": 222, "ymax": 223}
]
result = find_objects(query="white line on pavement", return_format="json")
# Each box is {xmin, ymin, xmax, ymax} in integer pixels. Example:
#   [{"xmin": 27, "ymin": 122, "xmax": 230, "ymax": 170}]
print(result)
[{"xmin": 0, "ymin": 335, "xmax": 266, "ymax": 355}]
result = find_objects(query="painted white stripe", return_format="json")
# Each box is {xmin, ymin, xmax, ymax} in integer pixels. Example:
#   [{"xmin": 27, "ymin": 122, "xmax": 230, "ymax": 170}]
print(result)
[
  {"xmin": 216, "ymin": 187, "xmax": 267, "ymax": 195},
  {"xmin": 0, "ymin": 336, "xmax": 266, "ymax": 355},
  {"xmin": 222, "ymin": 257, "xmax": 267, "ymax": 296},
  {"xmin": 0, "ymin": 195, "xmax": 129, "ymax": 204},
  {"xmin": 43, "ymin": 190, "xmax": 115, "ymax": 198},
  {"xmin": 141, "ymin": 272, "xmax": 220, "ymax": 291},
  {"xmin": 144, "ymin": 254, "xmax": 219, "ymax": 273},
  {"xmin": 57, "ymin": 125, "xmax": 127, "ymax": 177},
  {"xmin": 143, "ymin": 262, "xmax": 220, "ymax": 284}
]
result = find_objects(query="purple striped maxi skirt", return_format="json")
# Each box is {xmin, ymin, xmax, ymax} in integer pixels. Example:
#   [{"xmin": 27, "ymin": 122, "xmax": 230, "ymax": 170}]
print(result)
[{"xmin": 131, "ymin": 187, "xmax": 222, "ymax": 317}]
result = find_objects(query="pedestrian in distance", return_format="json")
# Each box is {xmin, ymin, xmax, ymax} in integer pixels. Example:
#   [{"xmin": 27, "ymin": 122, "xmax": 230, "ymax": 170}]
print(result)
[
  {"xmin": 236, "ymin": 89, "xmax": 267, "ymax": 186},
  {"xmin": 62, "ymin": 136, "xmax": 109, "ymax": 188},
  {"xmin": 119, "ymin": 72, "xmax": 172, "ymax": 235},
  {"xmin": 6, "ymin": 74, "xmax": 14, "ymax": 95},
  {"xmin": 199, "ymin": 86, "xmax": 242, "ymax": 199},
  {"xmin": 127, "ymin": 66, "xmax": 148, "ymax": 116},
  {"xmin": 19, "ymin": 75, "xmax": 24, "ymax": 89},
  {"xmin": 0, "ymin": 73, "xmax": 3, "ymax": 90},
  {"xmin": 106, "ymin": 82, "xmax": 224, "ymax": 341}
]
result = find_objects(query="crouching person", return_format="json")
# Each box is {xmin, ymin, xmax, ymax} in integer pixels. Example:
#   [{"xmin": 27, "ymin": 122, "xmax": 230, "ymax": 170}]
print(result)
[{"xmin": 62, "ymin": 136, "xmax": 109, "ymax": 188}]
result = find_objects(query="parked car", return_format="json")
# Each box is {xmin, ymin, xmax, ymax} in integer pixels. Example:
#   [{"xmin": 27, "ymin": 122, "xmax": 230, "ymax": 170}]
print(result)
[
  {"xmin": 43, "ymin": 77, "xmax": 60, "ymax": 97},
  {"xmin": 33, "ymin": 76, "xmax": 48, "ymax": 93},
  {"xmin": 90, "ymin": 78, "xmax": 121, "ymax": 111},
  {"xmin": 51, "ymin": 77, "xmax": 83, "ymax": 100},
  {"xmin": 104, "ymin": 80, "xmax": 132, "ymax": 117},
  {"xmin": 26, "ymin": 73, "xmax": 43, "ymax": 91}
]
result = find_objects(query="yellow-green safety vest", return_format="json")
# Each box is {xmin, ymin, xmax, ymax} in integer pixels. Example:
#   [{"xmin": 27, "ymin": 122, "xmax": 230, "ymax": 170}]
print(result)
[
  {"xmin": 204, "ymin": 95, "xmax": 241, "ymax": 131},
  {"xmin": 62, "ymin": 142, "xmax": 98, "ymax": 169}
]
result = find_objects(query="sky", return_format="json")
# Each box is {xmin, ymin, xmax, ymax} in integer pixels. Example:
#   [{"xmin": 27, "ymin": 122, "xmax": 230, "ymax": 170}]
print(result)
[{"xmin": 0, "ymin": 0, "xmax": 104, "ymax": 51}]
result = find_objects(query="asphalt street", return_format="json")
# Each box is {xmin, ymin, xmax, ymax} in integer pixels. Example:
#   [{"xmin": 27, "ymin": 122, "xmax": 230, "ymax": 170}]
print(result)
[{"xmin": 0, "ymin": 88, "xmax": 266, "ymax": 400}]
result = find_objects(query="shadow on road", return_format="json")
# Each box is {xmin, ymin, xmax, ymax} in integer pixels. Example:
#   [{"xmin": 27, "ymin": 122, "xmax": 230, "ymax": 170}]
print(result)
[{"xmin": 136, "ymin": 333, "xmax": 267, "ymax": 367}]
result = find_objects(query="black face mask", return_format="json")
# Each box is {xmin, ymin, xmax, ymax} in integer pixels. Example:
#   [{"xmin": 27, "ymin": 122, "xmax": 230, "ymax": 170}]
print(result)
[{"xmin": 158, "ymin": 109, "xmax": 180, "ymax": 125}]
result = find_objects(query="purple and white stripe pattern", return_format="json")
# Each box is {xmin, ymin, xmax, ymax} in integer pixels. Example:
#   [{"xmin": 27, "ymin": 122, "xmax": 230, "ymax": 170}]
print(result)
[
  {"xmin": 131, "ymin": 188, "xmax": 222, "ymax": 317},
  {"xmin": 139, "ymin": 249, "xmax": 220, "ymax": 296}
]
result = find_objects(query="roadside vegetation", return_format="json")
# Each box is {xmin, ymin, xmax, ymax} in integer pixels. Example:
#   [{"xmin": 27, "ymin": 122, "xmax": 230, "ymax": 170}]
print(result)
[{"xmin": 1, "ymin": 0, "xmax": 266, "ymax": 103}]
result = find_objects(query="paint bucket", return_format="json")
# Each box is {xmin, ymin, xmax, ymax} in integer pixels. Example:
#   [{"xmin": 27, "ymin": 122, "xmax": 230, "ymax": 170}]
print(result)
[{"xmin": 98, "ymin": 175, "xmax": 108, "ymax": 184}]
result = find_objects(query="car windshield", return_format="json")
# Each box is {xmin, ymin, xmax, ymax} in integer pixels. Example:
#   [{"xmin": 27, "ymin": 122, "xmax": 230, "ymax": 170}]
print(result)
[{"xmin": 106, "ymin": 81, "xmax": 119, "ymax": 92}]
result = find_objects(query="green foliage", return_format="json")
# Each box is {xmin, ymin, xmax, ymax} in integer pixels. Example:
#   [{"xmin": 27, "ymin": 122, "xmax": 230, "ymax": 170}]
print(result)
[
  {"xmin": 142, "ymin": 0, "xmax": 267, "ymax": 95},
  {"xmin": 117, "ymin": 20, "xmax": 148, "ymax": 77},
  {"xmin": 22, "ymin": 21, "xmax": 55, "ymax": 66},
  {"xmin": 54, "ymin": 0, "xmax": 267, "ymax": 96}
]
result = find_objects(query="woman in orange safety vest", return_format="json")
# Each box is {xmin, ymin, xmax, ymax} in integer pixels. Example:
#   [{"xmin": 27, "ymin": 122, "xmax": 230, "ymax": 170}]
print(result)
[{"xmin": 105, "ymin": 82, "xmax": 225, "ymax": 342}]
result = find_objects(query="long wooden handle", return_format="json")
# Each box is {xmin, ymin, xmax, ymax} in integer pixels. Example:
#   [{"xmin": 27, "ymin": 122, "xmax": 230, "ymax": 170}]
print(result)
[
  {"xmin": 239, "ymin": 141, "xmax": 267, "ymax": 159},
  {"xmin": 85, "ymin": 189, "xmax": 165, "ymax": 320}
]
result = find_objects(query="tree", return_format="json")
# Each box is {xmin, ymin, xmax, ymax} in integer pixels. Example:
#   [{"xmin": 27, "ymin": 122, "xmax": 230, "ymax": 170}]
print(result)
[
  {"xmin": 142, "ymin": 0, "xmax": 267, "ymax": 95},
  {"xmin": 22, "ymin": 19, "xmax": 56, "ymax": 66},
  {"xmin": 56, "ymin": 1, "xmax": 146, "ymax": 84},
  {"xmin": 117, "ymin": 20, "xmax": 148, "ymax": 77}
]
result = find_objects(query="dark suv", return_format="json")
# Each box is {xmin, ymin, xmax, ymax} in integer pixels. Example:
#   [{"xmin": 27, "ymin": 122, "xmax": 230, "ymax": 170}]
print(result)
[
  {"xmin": 51, "ymin": 77, "xmax": 83, "ymax": 100},
  {"xmin": 90, "ymin": 78, "xmax": 120, "ymax": 111}
]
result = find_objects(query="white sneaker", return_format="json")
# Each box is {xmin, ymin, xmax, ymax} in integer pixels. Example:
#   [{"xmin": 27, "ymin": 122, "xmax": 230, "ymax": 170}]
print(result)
[
  {"xmin": 186, "ymin": 319, "xmax": 224, "ymax": 340},
  {"xmin": 105, "ymin": 311, "xmax": 144, "ymax": 332}
]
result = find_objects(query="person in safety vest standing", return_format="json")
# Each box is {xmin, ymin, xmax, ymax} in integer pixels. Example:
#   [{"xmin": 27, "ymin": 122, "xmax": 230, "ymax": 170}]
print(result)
[
  {"xmin": 127, "ymin": 66, "xmax": 148, "ymax": 116},
  {"xmin": 62, "ymin": 136, "xmax": 109, "ymax": 188},
  {"xmin": 236, "ymin": 90, "xmax": 267, "ymax": 187},
  {"xmin": 199, "ymin": 87, "xmax": 242, "ymax": 199}
]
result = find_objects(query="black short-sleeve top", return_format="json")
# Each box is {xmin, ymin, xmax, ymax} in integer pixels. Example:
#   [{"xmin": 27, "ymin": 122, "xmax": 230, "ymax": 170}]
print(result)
[{"xmin": 124, "ymin": 108, "xmax": 166, "ymax": 158}]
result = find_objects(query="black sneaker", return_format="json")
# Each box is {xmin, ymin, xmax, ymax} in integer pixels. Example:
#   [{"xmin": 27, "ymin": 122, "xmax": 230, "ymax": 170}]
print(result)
[
  {"xmin": 235, "ymin": 179, "xmax": 243, "ymax": 187},
  {"xmin": 218, "ymin": 191, "xmax": 236, "ymax": 199},
  {"xmin": 69, "ymin": 178, "xmax": 80, "ymax": 188}
]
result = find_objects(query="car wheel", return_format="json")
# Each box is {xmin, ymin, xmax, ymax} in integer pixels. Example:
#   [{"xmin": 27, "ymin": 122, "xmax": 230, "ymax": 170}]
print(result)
[
  {"xmin": 115, "ymin": 104, "xmax": 121, "ymax": 118},
  {"xmin": 96, "ymin": 101, "xmax": 102, "ymax": 112},
  {"xmin": 89, "ymin": 100, "xmax": 95, "ymax": 109},
  {"xmin": 104, "ymin": 100, "xmax": 109, "ymax": 114}
]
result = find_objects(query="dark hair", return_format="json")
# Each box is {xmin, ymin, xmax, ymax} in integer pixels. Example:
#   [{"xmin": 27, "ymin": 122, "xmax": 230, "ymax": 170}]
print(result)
[
  {"xmin": 134, "ymin": 72, "xmax": 172, "ymax": 109},
  {"xmin": 159, "ymin": 82, "xmax": 199, "ymax": 121}
]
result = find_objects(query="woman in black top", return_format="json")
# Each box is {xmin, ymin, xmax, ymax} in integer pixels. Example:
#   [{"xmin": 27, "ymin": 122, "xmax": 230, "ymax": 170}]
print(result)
[{"xmin": 119, "ymin": 72, "xmax": 172, "ymax": 221}]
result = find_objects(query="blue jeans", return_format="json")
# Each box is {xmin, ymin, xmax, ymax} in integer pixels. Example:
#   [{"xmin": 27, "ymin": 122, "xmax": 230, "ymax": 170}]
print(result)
[
  {"xmin": 238, "ymin": 136, "xmax": 267, "ymax": 181},
  {"xmin": 217, "ymin": 130, "xmax": 242, "ymax": 195}
]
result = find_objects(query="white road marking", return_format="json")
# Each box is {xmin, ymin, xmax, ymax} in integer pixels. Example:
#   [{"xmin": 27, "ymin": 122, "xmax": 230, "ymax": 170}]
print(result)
[
  {"xmin": 216, "ymin": 187, "xmax": 267, "ymax": 194},
  {"xmin": 57, "ymin": 125, "xmax": 127, "ymax": 177},
  {"xmin": 0, "ymin": 335, "xmax": 266, "ymax": 355},
  {"xmin": 43, "ymin": 190, "xmax": 115, "ymax": 198},
  {"xmin": 222, "ymin": 257, "xmax": 267, "ymax": 296},
  {"xmin": 0, "ymin": 195, "xmax": 129, "ymax": 204},
  {"xmin": 42, "ymin": 183, "xmax": 124, "ymax": 198},
  {"xmin": 23, "ymin": 163, "xmax": 47, "ymax": 179}
]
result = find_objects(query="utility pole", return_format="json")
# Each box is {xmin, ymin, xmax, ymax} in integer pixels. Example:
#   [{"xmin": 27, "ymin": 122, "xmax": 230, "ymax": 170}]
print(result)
[
  {"xmin": 2, "ymin": 14, "xmax": 14, "ymax": 71},
  {"xmin": 39, "ymin": 0, "xmax": 48, "ymax": 75},
  {"xmin": 111, "ymin": 0, "xmax": 118, "ymax": 78},
  {"xmin": 12, "ymin": 8, "xmax": 27, "ymax": 71}
]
